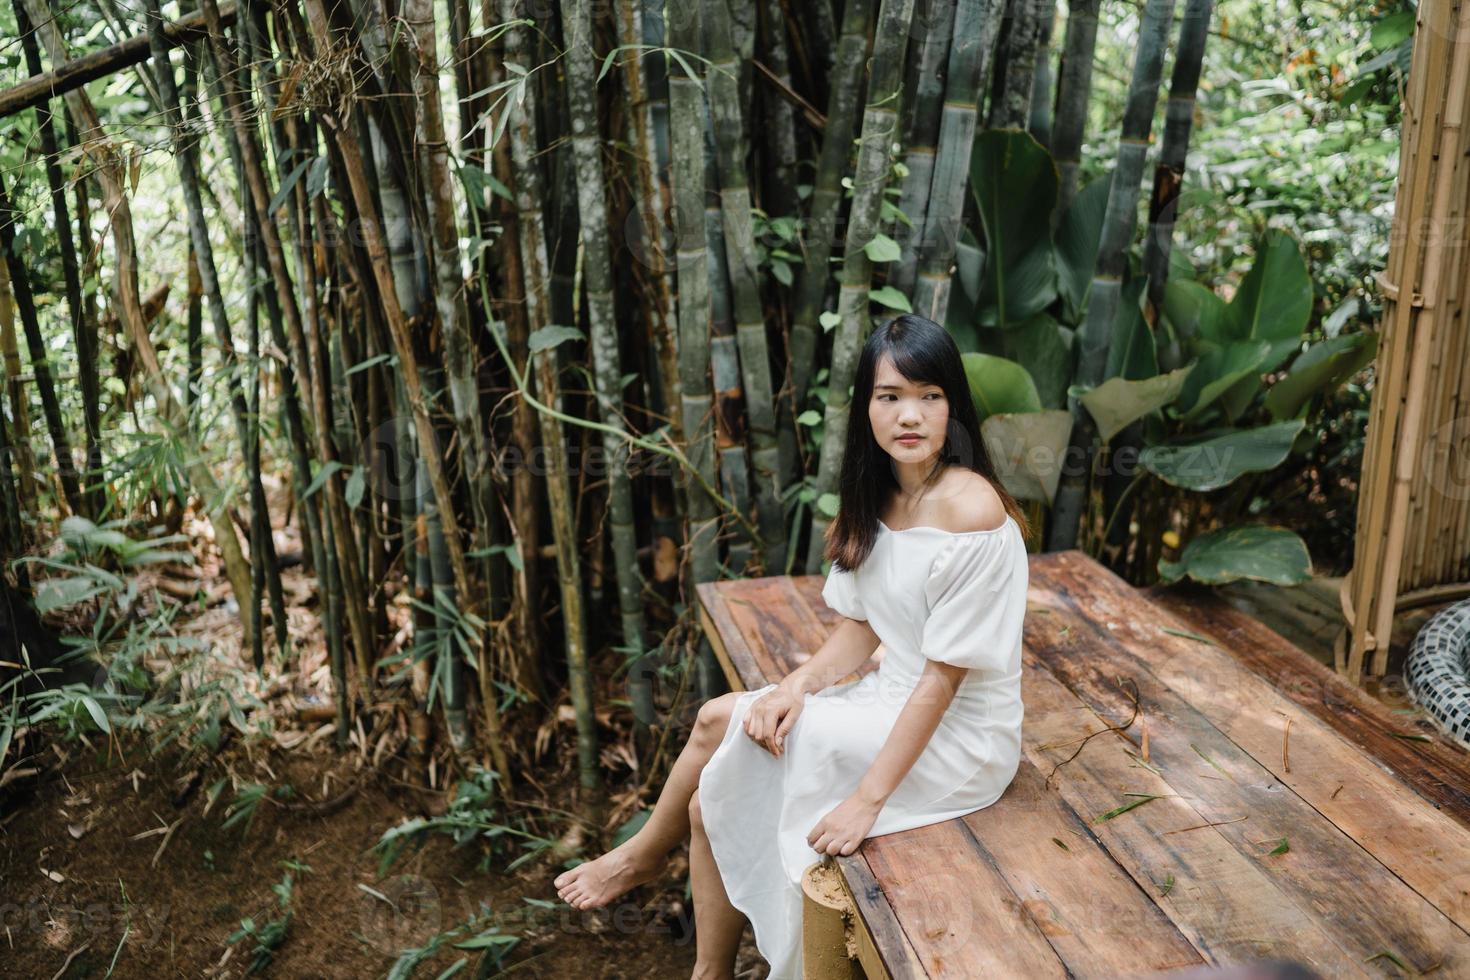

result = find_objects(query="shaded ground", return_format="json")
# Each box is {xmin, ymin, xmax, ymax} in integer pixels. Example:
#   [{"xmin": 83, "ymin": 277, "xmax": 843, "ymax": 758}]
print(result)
[{"xmin": 0, "ymin": 732, "xmax": 760, "ymax": 978}]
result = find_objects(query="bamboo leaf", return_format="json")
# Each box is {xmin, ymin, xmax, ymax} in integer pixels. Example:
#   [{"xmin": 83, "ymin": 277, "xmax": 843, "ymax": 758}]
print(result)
[
  {"xmin": 302, "ymin": 461, "xmax": 344, "ymax": 501},
  {"xmin": 268, "ymin": 157, "xmax": 314, "ymax": 215},
  {"xmin": 863, "ymin": 233, "xmax": 902, "ymax": 263},
  {"xmin": 797, "ymin": 410, "xmax": 822, "ymax": 426},
  {"xmin": 346, "ymin": 353, "xmax": 394, "ymax": 376},
  {"xmin": 819, "ymin": 311, "xmax": 841, "ymax": 332},
  {"xmin": 345, "ymin": 467, "xmax": 366, "ymax": 509},
  {"xmin": 868, "ymin": 286, "xmax": 912, "ymax": 312},
  {"xmin": 528, "ymin": 325, "xmax": 585, "ymax": 353}
]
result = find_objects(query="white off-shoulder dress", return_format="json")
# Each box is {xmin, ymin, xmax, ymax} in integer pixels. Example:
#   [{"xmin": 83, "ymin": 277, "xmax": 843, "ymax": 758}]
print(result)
[{"xmin": 697, "ymin": 515, "xmax": 1029, "ymax": 978}]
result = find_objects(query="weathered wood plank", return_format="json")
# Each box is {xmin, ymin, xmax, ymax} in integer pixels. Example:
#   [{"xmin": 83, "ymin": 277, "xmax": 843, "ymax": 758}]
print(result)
[
  {"xmin": 1146, "ymin": 584, "xmax": 1470, "ymax": 825},
  {"xmin": 695, "ymin": 580, "xmax": 769, "ymax": 691},
  {"xmin": 1018, "ymin": 639, "xmax": 1372, "ymax": 974},
  {"xmin": 858, "ymin": 818, "xmax": 1067, "ymax": 977},
  {"xmin": 1027, "ymin": 555, "xmax": 1470, "ymax": 975},
  {"xmin": 960, "ymin": 761, "xmax": 1203, "ymax": 977},
  {"xmin": 1050, "ymin": 558, "xmax": 1470, "ymax": 944}
]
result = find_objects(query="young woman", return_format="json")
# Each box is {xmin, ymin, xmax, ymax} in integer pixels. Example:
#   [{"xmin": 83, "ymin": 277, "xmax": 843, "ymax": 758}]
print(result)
[{"xmin": 553, "ymin": 314, "xmax": 1031, "ymax": 979}]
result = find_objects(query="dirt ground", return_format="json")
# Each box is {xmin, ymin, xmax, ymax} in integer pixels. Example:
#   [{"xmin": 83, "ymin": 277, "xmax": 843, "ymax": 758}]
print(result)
[{"xmin": 0, "ymin": 734, "xmax": 771, "ymax": 979}]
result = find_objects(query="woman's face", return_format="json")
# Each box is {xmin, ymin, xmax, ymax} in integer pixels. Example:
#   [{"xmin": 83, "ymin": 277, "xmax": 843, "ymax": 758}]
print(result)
[{"xmin": 868, "ymin": 353, "xmax": 949, "ymax": 464}]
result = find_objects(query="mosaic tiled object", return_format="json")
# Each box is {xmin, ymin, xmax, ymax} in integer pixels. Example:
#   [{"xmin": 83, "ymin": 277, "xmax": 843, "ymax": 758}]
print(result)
[{"xmin": 1406, "ymin": 597, "xmax": 1470, "ymax": 751}]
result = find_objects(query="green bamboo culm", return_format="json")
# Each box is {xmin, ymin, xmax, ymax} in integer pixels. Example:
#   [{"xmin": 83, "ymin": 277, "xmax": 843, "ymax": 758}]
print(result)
[
  {"xmin": 783, "ymin": 0, "xmax": 877, "ymax": 495},
  {"xmin": 805, "ymin": 0, "xmax": 919, "ymax": 574},
  {"xmin": 704, "ymin": 0, "xmax": 788, "ymax": 570},
  {"xmin": 890, "ymin": 0, "xmax": 958, "ymax": 297},
  {"xmin": 559, "ymin": 0, "xmax": 656, "ymax": 731},
  {"xmin": 910, "ymin": 0, "xmax": 1007, "ymax": 323},
  {"xmin": 668, "ymin": 0, "xmax": 727, "ymax": 700},
  {"xmin": 987, "ymin": 0, "xmax": 1047, "ymax": 130},
  {"xmin": 1050, "ymin": 0, "xmax": 1101, "ymax": 221},
  {"xmin": 1048, "ymin": 0, "xmax": 1179, "ymax": 553},
  {"xmin": 1142, "ymin": 0, "xmax": 1215, "ymax": 324},
  {"xmin": 498, "ymin": 0, "xmax": 601, "ymax": 796}
]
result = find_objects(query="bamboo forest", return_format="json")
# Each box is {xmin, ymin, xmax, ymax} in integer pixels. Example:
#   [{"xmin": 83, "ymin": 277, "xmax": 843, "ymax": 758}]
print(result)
[{"xmin": 0, "ymin": 0, "xmax": 1434, "ymax": 975}]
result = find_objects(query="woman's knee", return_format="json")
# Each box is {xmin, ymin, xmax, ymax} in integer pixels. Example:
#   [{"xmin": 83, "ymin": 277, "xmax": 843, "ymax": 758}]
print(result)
[{"xmin": 694, "ymin": 691, "xmax": 741, "ymax": 743}]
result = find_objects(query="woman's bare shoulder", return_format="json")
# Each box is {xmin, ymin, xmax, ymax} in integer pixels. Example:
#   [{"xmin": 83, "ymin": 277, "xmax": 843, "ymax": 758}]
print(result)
[{"xmin": 933, "ymin": 470, "xmax": 1006, "ymax": 534}]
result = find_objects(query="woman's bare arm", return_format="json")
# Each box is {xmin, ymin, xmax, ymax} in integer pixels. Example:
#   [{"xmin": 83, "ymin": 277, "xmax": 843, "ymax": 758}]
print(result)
[
  {"xmin": 854, "ymin": 659, "xmax": 969, "ymax": 806},
  {"xmin": 778, "ymin": 617, "xmax": 882, "ymax": 697}
]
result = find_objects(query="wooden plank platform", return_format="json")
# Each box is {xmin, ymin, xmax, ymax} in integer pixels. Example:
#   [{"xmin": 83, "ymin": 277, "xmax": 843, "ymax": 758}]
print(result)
[{"xmin": 696, "ymin": 550, "xmax": 1470, "ymax": 979}]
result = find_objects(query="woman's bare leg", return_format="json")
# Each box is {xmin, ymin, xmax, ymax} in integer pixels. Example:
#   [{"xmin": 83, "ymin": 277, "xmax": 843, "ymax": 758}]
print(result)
[
  {"xmin": 554, "ymin": 691, "xmax": 744, "ymax": 909},
  {"xmin": 687, "ymin": 787, "xmax": 745, "ymax": 979}
]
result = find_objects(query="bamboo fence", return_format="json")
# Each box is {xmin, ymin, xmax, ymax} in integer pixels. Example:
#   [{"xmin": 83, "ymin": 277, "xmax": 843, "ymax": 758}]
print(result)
[{"xmin": 1342, "ymin": 0, "xmax": 1470, "ymax": 683}]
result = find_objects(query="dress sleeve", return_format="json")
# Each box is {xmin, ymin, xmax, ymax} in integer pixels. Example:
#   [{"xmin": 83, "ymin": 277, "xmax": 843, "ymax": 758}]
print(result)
[
  {"xmin": 821, "ymin": 562, "xmax": 867, "ymax": 621},
  {"xmin": 919, "ymin": 531, "xmax": 1026, "ymax": 674}
]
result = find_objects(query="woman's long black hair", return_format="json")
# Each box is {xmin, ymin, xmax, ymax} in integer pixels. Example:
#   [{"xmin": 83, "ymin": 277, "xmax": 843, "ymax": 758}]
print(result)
[{"xmin": 823, "ymin": 314, "xmax": 1031, "ymax": 571}]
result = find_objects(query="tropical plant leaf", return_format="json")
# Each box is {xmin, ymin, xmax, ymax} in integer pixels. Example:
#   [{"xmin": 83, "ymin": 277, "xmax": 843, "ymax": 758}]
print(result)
[
  {"xmin": 1158, "ymin": 524, "xmax": 1313, "ymax": 586},
  {"xmin": 1140, "ymin": 420, "xmax": 1306, "ymax": 491}
]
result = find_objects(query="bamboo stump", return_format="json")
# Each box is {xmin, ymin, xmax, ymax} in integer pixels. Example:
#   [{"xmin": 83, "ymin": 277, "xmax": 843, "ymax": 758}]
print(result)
[{"xmin": 801, "ymin": 858, "xmax": 858, "ymax": 979}]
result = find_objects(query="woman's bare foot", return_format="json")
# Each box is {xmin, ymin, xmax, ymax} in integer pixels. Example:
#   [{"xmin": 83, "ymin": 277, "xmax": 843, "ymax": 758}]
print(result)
[{"xmin": 553, "ymin": 841, "xmax": 667, "ymax": 910}]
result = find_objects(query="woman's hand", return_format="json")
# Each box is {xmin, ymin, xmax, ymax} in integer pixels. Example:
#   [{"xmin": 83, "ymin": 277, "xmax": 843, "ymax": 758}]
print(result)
[
  {"xmin": 743, "ymin": 685, "xmax": 804, "ymax": 757},
  {"xmin": 807, "ymin": 795, "xmax": 882, "ymax": 856}
]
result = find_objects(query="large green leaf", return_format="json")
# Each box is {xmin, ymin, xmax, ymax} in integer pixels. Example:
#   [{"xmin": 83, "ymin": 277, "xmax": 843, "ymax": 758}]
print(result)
[
  {"xmin": 1140, "ymin": 419, "xmax": 1306, "ymax": 491},
  {"xmin": 1264, "ymin": 332, "xmax": 1380, "ymax": 421},
  {"xmin": 962, "ymin": 352, "xmax": 1043, "ymax": 422},
  {"xmin": 1157, "ymin": 525, "xmax": 1312, "ymax": 586},
  {"xmin": 1103, "ymin": 277, "xmax": 1156, "ymax": 382},
  {"xmin": 1223, "ymin": 230, "xmax": 1312, "ymax": 371},
  {"xmin": 979, "ymin": 410, "xmax": 1075, "ymax": 504},
  {"xmin": 1161, "ymin": 279, "xmax": 1229, "ymax": 345},
  {"xmin": 971, "ymin": 130, "xmax": 1059, "ymax": 329},
  {"xmin": 1054, "ymin": 177, "xmax": 1110, "ymax": 325},
  {"xmin": 1005, "ymin": 313, "xmax": 1074, "ymax": 410},
  {"xmin": 1075, "ymin": 362, "xmax": 1196, "ymax": 443},
  {"xmin": 1174, "ymin": 340, "xmax": 1270, "ymax": 420}
]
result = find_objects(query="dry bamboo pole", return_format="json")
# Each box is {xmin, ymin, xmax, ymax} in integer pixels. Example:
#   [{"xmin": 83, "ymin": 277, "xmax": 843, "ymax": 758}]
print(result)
[
  {"xmin": 20, "ymin": 0, "xmax": 255, "ymax": 629},
  {"xmin": 0, "ymin": 174, "xmax": 83, "ymax": 517},
  {"xmin": 199, "ymin": 0, "xmax": 373, "ymax": 673},
  {"xmin": 485, "ymin": 27, "xmax": 550, "ymax": 708},
  {"xmin": 144, "ymin": 0, "xmax": 290, "ymax": 660},
  {"xmin": 1344, "ymin": 0, "xmax": 1456, "ymax": 679},
  {"xmin": 805, "ymin": 0, "xmax": 918, "ymax": 573},
  {"xmin": 14, "ymin": 0, "xmax": 99, "ymax": 517},
  {"xmin": 0, "ymin": 259, "xmax": 37, "ymax": 522},
  {"xmin": 0, "ymin": 2, "xmax": 238, "ymax": 118},
  {"xmin": 615, "ymin": 0, "xmax": 681, "ymax": 445},
  {"xmin": 1366, "ymin": 0, "xmax": 1470, "ymax": 679},
  {"xmin": 296, "ymin": 0, "xmax": 476, "ymax": 631}
]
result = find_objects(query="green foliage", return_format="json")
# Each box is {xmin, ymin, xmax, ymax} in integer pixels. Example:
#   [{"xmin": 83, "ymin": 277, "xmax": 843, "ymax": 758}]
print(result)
[{"xmin": 373, "ymin": 767, "xmax": 555, "ymax": 879}]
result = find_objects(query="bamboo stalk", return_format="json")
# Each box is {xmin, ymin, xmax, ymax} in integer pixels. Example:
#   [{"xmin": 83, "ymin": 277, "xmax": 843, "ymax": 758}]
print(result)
[
  {"xmin": 911, "ymin": 0, "xmax": 1006, "ymax": 322},
  {"xmin": 987, "ymin": 0, "xmax": 1046, "ymax": 129},
  {"xmin": 497, "ymin": 0, "xmax": 598, "ymax": 794},
  {"xmin": 891, "ymin": 0, "xmax": 958, "ymax": 297},
  {"xmin": 1051, "ymin": 0, "xmax": 1100, "ymax": 220},
  {"xmin": 705, "ymin": 0, "xmax": 788, "ymax": 568},
  {"xmin": 14, "ymin": 0, "xmax": 99, "ymax": 517},
  {"xmin": 668, "ymin": 0, "xmax": 726, "ymax": 698},
  {"xmin": 1141, "ymin": 0, "xmax": 1213, "ymax": 320},
  {"xmin": 1046, "ymin": 0, "xmax": 1176, "ymax": 553},
  {"xmin": 805, "ymin": 0, "xmax": 918, "ymax": 573},
  {"xmin": 559, "ymin": 0, "xmax": 656, "ymax": 729},
  {"xmin": 786, "ymin": 0, "xmax": 876, "ymax": 483},
  {"xmin": 0, "ymin": 174, "xmax": 84, "ymax": 517},
  {"xmin": 20, "ymin": 0, "xmax": 256, "ymax": 634}
]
